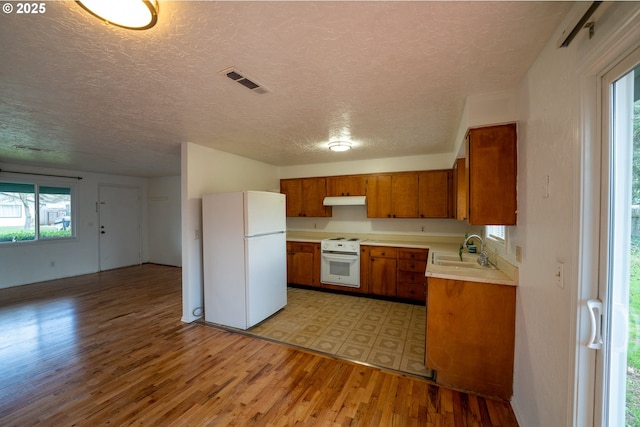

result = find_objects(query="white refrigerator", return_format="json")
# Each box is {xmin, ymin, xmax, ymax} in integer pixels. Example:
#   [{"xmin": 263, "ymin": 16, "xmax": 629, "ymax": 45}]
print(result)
[{"xmin": 202, "ymin": 191, "xmax": 287, "ymax": 330}]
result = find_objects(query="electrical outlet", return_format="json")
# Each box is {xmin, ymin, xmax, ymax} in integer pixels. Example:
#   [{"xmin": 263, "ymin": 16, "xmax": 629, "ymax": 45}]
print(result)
[
  {"xmin": 555, "ymin": 262, "xmax": 564, "ymax": 288},
  {"xmin": 194, "ymin": 230, "xmax": 200, "ymax": 240}
]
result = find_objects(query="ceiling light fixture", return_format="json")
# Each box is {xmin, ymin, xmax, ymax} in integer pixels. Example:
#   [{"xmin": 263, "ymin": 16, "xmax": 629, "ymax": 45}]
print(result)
[
  {"xmin": 328, "ymin": 141, "xmax": 352, "ymax": 152},
  {"xmin": 76, "ymin": 0, "xmax": 159, "ymax": 30}
]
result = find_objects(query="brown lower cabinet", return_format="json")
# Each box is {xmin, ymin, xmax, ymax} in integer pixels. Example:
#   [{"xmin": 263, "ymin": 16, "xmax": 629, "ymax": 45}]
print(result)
[
  {"xmin": 368, "ymin": 247, "xmax": 398, "ymax": 297},
  {"xmin": 286, "ymin": 242, "xmax": 321, "ymax": 288},
  {"xmin": 396, "ymin": 248, "xmax": 428, "ymax": 301},
  {"xmin": 425, "ymin": 277, "xmax": 516, "ymax": 400},
  {"xmin": 286, "ymin": 241, "xmax": 427, "ymax": 303}
]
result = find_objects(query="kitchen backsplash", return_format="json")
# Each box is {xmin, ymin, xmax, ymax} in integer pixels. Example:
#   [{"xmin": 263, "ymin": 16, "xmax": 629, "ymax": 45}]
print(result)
[{"xmin": 286, "ymin": 205, "xmax": 480, "ymax": 237}]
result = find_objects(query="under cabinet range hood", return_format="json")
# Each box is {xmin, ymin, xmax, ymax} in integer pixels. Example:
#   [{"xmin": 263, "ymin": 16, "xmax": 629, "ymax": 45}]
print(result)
[{"xmin": 322, "ymin": 196, "xmax": 367, "ymax": 206}]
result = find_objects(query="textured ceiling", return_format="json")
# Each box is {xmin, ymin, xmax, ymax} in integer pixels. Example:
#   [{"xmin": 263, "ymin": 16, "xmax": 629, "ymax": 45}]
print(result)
[{"xmin": 0, "ymin": 1, "xmax": 572, "ymax": 177}]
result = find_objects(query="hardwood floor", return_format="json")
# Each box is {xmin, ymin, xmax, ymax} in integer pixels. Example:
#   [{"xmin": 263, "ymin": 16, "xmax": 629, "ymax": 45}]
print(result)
[{"xmin": 0, "ymin": 264, "xmax": 518, "ymax": 426}]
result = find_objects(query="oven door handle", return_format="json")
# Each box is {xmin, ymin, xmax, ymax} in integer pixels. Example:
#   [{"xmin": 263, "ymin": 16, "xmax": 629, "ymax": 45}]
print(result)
[{"xmin": 322, "ymin": 252, "xmax": 359, "ymax": 260}]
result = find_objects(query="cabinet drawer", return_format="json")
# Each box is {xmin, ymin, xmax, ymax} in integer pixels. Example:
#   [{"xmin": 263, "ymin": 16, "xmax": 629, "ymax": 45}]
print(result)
[
  {"xmin": 287, "ymin": 242, "xmax": 315, "ymax": 253},
  {"xmin": 397, "ymin": 283, "xmax": 425, "ymax": 301},
  {"xmin": 369, "ymin": 247, "xmax": 398, "ymax": 258},
  {"xmin": 398, "ymin": 270, "xmax": 426, "ymax": 285},
  {"xmin": 398, "ymin": 259, "xmax": 427, "ymax": 273},
  {"xmin": 398, "ymin": 248, "xmax": 428, "ymax": 261}
]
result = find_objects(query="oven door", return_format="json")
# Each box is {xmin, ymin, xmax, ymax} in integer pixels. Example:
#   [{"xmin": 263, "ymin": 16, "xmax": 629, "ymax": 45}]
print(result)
[{"xmin": 321, "ymin": 252, "xmax": 360, "ymax": 288}]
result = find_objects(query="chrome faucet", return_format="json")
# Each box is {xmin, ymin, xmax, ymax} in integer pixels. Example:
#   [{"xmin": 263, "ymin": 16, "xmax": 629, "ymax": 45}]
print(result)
[{"xmin": 463, "ymin": 234, "xmax": 490, "ymax": 267}]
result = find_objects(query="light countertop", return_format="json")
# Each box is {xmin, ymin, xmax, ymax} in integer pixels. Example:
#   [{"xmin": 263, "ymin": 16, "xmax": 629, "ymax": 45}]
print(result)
[
  {"xmin": 286, "ymin": 231, "xmax": 518, "ymax": 287},
  {"xmin": 286, "ymin": 231, "xmax": 462, "ymax": 253},
  {"xmin": 425, "ymin": 251, "xmax": 518, "ymax": 286}
]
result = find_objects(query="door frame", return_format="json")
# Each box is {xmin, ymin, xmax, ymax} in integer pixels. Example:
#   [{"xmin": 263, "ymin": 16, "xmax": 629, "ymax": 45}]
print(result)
[
  {"xmin": 98, "ymin": 184, "xmax": 142, "ymax": 271},
  {"xmin": 574, "ymin": 15, "xmax": 640, "ymax": 427}
]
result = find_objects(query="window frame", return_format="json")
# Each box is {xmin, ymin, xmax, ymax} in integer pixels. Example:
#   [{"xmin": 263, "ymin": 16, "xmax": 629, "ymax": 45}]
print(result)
[{"xmin": 0, "ymin": 178, "xmax": 77, "ymax": 244}]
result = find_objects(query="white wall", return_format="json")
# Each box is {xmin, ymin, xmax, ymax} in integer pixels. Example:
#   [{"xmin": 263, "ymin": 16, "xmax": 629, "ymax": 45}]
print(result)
[
  {"xmin": 279, "ymin": 153, "xmax": 453, "ymax": 179},
  {"xmin": 287, "ymin": 207, "xmax": 473, "ymax": 238},
  {"xmin": 0, "ymin": 163, "xmax": 150, "ymax": 288},
  {"xmin": 508, "ymin": 3, "xmax": 640, "ymax": 426},
  {"xmin": 180, "ymin": 142, "xmax": 280, "ymax": 322},
  {"xmin": 148, "ymin": 176, "xmax": 181, "ymax": 267}
]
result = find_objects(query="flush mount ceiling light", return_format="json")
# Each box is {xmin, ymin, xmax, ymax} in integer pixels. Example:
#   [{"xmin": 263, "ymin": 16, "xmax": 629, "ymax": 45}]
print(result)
[
  {"xmin": 328, "ymin": 141, "xmax": 352, "ymax": 152},
  {"xmin": 76, "ymin": 0, "xmax": 159, "ymax": 30}
]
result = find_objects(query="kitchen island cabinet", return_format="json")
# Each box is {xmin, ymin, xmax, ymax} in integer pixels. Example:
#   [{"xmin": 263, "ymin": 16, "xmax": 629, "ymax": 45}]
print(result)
[{"xmin": 425, "ymin": 277, "xmax": 516, "ymax": 400}]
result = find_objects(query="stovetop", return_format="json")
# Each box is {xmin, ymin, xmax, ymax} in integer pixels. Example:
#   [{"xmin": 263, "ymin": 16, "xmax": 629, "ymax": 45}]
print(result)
[
  {"xmin": 321, "ymin": 237, "xmax": 361, "ymax": 252},
  {"xmin": 326, "ymin": 237, "xmax": 360, "ymax": 241}
]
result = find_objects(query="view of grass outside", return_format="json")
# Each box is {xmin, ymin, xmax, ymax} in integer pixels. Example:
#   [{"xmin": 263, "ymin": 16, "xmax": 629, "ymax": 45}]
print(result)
[
  {"xmin": 629, "ymin": 236, "xmax": 640, "ymax": 425},
  {"xmin": 0, "ymin": 226, "xmax": 71, "ymax": 242},
  {"xmin": 0, "ymin": 183, "xmax": 72, "ymax": 242}
]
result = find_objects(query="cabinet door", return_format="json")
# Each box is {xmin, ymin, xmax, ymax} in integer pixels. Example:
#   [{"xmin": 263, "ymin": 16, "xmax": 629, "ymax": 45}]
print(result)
[
  {"xmin": 326, "ymin": 175, "xmax": 366, "ymax": 196},
  {"xmin": 391, "ymin": 173, "xmax": 419, "ymax": 218},
  {"xmin": 286, "ymin": 243, "xmax": 315, "ymax": 286},
  {"xmin": 366, "ymin": 175, "xmax": 392, "ymax": 218},
  {"xmin": 467, "ymin": 124, "xmax": 517, "ymax": 225},
  {"xmin": 280, "ymin": 179, "xmax": 303, "ymax": 217},
  {"xmin": 369, "ymin": 257, "xmax": 397, "ymax": 297},
  {"xmin": 426, "ymin": 277, "xmax": 516, "ymax": 400},
  {"xmin": 359, "ymin": 246, "xmax": 370, "ymax": 294},
  {"xmin": 313, "ymin": 243, "xmax": 322, "ymax": 288},
  {"xmin": 452, "ymin": 158, "xmax": 467, "ymax": 221},
  {"xmin": 418, "ymin": 170, "xmax": 451, "ymax": 218},
  {"xmin": 301, "ymin": 177, "xmax": 331, "ymax": 217}
]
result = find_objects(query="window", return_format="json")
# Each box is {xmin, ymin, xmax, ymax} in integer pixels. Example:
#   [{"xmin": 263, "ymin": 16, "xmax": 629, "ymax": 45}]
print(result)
[
  {"xmin": 0, "ymin": 181, "xmax": 74, "ymax": 243},
  {"xmin": 486, "ymin": 225, "xmax": 506, "ymax": 244}
]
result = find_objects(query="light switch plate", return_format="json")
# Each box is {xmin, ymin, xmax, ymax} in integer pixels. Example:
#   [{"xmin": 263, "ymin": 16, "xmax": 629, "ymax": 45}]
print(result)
[{"xmin": 515, "ymin": 246, "xmax": 522, "ymax": 263}]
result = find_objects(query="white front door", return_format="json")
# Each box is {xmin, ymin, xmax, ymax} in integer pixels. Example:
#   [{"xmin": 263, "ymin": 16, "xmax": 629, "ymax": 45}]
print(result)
[
  {"xmin": 592, "ymin": 46, "xmax": 640, "ymax": 427},
  {"xmin": 98, "ymin": 185, "xmax": 141, "ymax": 271}
]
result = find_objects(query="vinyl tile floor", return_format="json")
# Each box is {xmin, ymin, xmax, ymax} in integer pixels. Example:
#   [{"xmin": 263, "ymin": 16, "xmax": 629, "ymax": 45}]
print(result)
[{"xmin": 247, "ymin": 287, "xmax": 433, "ymax": 378}]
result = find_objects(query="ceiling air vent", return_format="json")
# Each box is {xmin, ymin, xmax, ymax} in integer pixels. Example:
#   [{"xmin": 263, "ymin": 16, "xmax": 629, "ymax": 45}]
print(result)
[{"xmin": 221, "ymin": 67, "xmax": 270, "ymax": 95}]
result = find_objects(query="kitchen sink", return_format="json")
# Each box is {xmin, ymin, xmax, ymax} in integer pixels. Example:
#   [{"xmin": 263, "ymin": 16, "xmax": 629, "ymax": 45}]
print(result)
[{"xmin": 432, "ymin": 252, "xmax": 497, "ymax": 270}]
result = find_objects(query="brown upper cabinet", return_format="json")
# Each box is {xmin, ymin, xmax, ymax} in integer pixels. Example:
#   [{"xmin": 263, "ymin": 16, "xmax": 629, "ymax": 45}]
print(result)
[
  {"xmin": 281, "ymin": 169, "xmax": 455, "ymax": 219},
  {"xmin": 326, "ymin": 175, "xmax": 367, "ymax": 197},
  {"xmin": 452, "ymin": 158, "xmax": 467, "ymax": 221},
  {"xmin": 466, "ymin": 124, "xmax": 517, "ymax": 225},
  {"xmin": 366, "ymin": 173, "xmax": 419, "ymax": 218},
  {"xmin": 418, "ymin": 170, "xmax": 452, "ymax": 218},
  {"xmin": 280, "ymin": 177, "xmax": 332, "ymax": 217}
]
